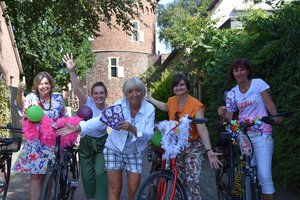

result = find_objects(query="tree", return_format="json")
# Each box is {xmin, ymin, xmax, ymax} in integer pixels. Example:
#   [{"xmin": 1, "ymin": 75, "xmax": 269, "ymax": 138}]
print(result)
[{"xmin": 2, "ymin": 0, "xmax": 155, "ymax": 90}]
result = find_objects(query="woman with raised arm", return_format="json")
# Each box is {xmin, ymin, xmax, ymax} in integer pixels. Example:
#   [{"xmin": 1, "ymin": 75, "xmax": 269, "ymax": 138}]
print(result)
[
  {"xmin": 221, "ymin": 58, "xmax": 281, "ymax": 200},
  {"xmin": 57, "ymin": 77, "xmax": 155, "ymax": 200},
  {"xmin": 13, "ymin": 72, "xmax": 67, "ymax": 200},
  {"xmin": 145, "ymin": 73, "xmax": 222, "ymax": 200},
  {"xmin": 63, "ymin": 53, "xmax": 109, "ymax": 200}
]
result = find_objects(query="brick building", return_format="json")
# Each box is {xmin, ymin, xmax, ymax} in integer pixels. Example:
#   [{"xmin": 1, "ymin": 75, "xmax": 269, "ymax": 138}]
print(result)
[
  {"xmin": 0, "ymin": 2, "xmax": 23, "ymax": 127},
  {"xmin": 86, "ymin": 0, "xmax": 159, "ymax": 105},
  {"xmin": 0, "ymin": 2, "xmax": 23, "ymax": 88}
]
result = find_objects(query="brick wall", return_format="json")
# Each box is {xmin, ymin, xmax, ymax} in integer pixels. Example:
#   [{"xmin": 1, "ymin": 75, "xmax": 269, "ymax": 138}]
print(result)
[
  {"xmin": 86, "ymin": 52, "xmax": 154, "ymax": 105},
  {"xmin": 88, "ymin": 0, "xmax": 158, "ymax": 105},
  {"xmin": 92, "ymin": 1, "xmax": 156, "ymax": 54}
]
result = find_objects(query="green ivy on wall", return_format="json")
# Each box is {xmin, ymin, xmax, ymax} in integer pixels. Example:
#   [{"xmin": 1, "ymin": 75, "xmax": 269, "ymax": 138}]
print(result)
[{"xmin": 0, "ymin": 79, "xmax": 11, "ymax": 137}]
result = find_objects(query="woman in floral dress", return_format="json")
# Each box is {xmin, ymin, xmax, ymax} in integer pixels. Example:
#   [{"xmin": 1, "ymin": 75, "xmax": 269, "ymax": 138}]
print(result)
[{"xmin": 13, "ymin": 71, "xmax": 67, "ymax": 200}]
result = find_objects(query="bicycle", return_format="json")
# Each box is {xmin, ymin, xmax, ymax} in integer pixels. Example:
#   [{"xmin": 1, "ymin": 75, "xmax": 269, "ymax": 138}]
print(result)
[
  {"xmin": 0, "ymin": 125, "xmax": 23, "ymax": 200},
  {"xmin": 135, "ymin": 115, "xmax": 208, "ymax": 200},
  {"xmin": 39, "ymin": 134, "xmax": 79, "ymax": 200},
  {"xmin": 215, "ymin": 112, "xmax": 292, "ymax": 200}
]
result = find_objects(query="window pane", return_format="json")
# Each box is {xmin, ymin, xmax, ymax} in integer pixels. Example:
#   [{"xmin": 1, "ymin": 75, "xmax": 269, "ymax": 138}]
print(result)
[
  {"xmin": 111, "ymin": 67, "xmax": 117, "ymax": 77},
  {"xmin": 132, "ymin": 30, "xmax": 138, "ymax": 41},
  {"xmin": 132, "ymin": 22, "xmax": 138, "ymax": 30},
  {"xmin": 111, "ymin": 58, "xmax": 117, "ymax": 66}
]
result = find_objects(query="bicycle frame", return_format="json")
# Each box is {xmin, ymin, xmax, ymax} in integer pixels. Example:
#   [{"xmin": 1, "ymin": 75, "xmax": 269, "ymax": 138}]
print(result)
[
  {"xmin": 40, "ymin": 135, "xmax": 79, "ymax": 200},
  {"xmin": 135, "ymin": 116, "xmax": 207, "ymax": 200},
  {"xmin": 216, "ymin": 112, "xmax": 292, "ymax": 200},
  {"xmin": 0, "ymin": 126, "xmax": 22, "ymax": 200},
  {"xmin": 157, "ymin": 158, "xmax": 180, "ymax": 200}
]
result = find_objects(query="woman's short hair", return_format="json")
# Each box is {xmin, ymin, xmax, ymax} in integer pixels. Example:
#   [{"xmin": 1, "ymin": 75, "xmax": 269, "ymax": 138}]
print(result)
[
  {"xmin": 91, "ymin": 82, "xmax": 108, "ymax": 95},
  {"xmin": 230, "ymin": 58, "xmax": 253, "ymax": 81},
  {"xmin": 32, "ymin": 71, "xmax": 55, "ymax": 93},
  {"xmin": 171, "ymin": 74, "xmax": 190, "ymax": 91},
  {"xmin": 123, "ymin": 77, "xmax": 146, "ymax": 96}
]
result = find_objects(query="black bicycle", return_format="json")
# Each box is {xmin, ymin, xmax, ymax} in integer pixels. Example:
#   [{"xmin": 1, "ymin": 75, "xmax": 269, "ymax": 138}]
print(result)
[
  {"xmin": 0, "ymin": 125, "xmax": 23, "ymax": 200},
  {"xmin": 39, "ymin": 135, "xmax": 79, "ymax": 200},
  {"xmin": 135, "ymin": 116, "xmax": 208, "ymax": 200},
  {"xmin": 215, "ymin": 112, "xmax": 292, "ymax": 200}
]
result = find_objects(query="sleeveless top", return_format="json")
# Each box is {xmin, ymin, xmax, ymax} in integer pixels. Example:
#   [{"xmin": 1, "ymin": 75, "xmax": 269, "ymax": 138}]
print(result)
[{"xmin": 167, "ymin": 95, "xmax": 204, "ymax": 141}]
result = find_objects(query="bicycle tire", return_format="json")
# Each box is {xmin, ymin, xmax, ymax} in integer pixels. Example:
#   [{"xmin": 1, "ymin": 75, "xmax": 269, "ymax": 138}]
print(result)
[
  {"xmin": 242, "ymin": 175, "xmax": 252, "ymax": 200},
  {"xmin": 0, "ymin": 154, "xmax": 12, "ymax": 200},
  {"xmin": 66, "ymin": 150, "xmax": 79, "ymax": 200},
  {"xmin": 216, "ymin": 163, "xmax": 238, "ymax": 200},
  {"xmin": 40, "ymin": 170, "xmax": 59, "ymax": 200},
  {"xmin": 135, "ymin": 171, "xmax": 187, "ymax": 200}
]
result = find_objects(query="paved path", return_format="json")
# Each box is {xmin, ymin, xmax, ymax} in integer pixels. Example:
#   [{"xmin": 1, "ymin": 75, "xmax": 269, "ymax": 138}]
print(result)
[{"xmin": 6, "ymin": 146, "xmax": 300, "ymax": 200}]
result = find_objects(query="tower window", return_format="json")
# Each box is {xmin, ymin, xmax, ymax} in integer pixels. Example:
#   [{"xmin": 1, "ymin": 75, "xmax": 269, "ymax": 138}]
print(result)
[
  {"xmin": 132, "ymin": 21, "xmax": 139, "ymax": 41},
  {"xmin": 111, "ymin": 67, "xmax": 117, "ymax": 77},
  {"xmin": 110, "ymin": 58, "xmax": 117, "ymax": 77}
]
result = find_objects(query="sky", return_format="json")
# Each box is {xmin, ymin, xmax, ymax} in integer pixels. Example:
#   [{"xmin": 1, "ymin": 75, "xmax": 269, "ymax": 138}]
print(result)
[{"xmin": 155, "ymin": 0, "xmax": 174, "ymax": 54}]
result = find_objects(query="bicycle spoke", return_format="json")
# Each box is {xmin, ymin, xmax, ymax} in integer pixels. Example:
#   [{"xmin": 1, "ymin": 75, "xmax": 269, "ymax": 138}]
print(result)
[
  {"xmin": 40, "ymin": 171, "xmax": 58, "ymax": 200},
  {"xmin": 135, "ymin": 171, "xmax": 186, "ymax": 200}
]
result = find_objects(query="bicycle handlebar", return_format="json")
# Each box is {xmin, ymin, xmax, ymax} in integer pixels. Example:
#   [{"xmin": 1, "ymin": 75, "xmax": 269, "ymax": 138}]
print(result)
[
  {"xmin": 240, "ymin": 111, "xmax": 293, "ymax": 129},
  {"xmin": 189, "ymin": 117, "xmax": 208, "ymax": 124},
  {"xmin": 0, "ymin": 125, "xmax": 22, "ymax": 132}
]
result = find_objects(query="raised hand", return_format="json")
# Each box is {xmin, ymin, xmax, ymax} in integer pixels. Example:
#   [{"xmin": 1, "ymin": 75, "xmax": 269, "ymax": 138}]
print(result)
[
  {"xmin": 62, "ymin": 53, "xmax": 76, "ymax": 71},
  {"xmin": 18, "ymin": 82, "xmax": 26, "ymax": 92}
]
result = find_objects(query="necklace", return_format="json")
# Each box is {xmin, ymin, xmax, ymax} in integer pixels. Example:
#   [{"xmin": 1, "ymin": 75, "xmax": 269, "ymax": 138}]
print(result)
[{"xmin": 38, "ymin": 94, "xmax": 52, "ymax": 111}]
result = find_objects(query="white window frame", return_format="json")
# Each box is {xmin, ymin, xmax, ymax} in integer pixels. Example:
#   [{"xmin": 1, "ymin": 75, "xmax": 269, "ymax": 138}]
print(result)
[
  {"xmin": 108, "ymin": 57, "xmax": 124, "ymax": 78},
  {"xmin": 131, "ymin": 21, "xmax": 144, "ymax": 42}
]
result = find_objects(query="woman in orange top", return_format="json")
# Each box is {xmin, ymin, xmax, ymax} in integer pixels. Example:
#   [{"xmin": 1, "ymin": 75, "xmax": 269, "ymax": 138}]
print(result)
[{"xmin": 145, "ymin": 73, "xmax": 222, "ymax": 200}]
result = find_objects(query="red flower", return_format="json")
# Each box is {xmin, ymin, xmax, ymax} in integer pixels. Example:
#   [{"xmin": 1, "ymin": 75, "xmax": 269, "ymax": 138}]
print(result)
[{"xmin": 29, "ymin": 154, "xmax": 37, "ymax": 161}]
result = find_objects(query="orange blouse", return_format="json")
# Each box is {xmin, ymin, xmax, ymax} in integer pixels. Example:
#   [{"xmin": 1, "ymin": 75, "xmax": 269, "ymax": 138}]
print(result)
[{"xmin": 167, "ymin": 95, "xmax": 204, "ymax": 141}]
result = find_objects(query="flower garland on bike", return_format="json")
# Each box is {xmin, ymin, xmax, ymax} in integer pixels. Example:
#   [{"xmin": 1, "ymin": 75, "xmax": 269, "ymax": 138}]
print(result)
[{"xmin": 156, "ymin": 115, "xmax": 192, "ymax": 160}]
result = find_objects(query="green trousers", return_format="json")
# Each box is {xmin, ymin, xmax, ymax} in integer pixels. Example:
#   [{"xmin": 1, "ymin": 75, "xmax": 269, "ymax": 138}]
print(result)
[{"xmin": 79, "ymin": 135, "xmax": 108, "ymax": 200}]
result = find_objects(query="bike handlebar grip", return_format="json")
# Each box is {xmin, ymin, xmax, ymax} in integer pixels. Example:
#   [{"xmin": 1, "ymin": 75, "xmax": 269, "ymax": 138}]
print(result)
[
  {"xmin": 192, "ymin": 118, "xmax": 208, "ymax": 124},
  {"xmin": 275, "ymin": 111, "xmax": 293, "ymax": 118},
  {"xmin": 0, "ymin": 126, "xmax": 22, "ymax": 131}
]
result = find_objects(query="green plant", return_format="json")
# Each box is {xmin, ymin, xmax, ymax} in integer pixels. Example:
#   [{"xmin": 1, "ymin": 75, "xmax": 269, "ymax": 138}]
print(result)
[{"xmin": 0, "ymin": 80, "xmax": 11, "ymax": 137}]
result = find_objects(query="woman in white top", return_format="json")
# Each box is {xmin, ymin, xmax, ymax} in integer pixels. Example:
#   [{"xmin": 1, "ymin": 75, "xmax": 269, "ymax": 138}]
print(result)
[
  {"xmin": 220, "ymin": 58, "xmax": 281, "ymax": 200},
  {"xmin": 63, "ymin": 53, "xmax": 109, "ymax": 200},
  {"xmin": 58, "ymin": 77, "xmax": 155, "ymax": 200}
]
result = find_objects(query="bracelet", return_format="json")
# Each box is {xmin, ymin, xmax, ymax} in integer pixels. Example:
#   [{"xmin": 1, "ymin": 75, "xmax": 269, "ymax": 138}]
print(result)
[{"xmin": 205, "ymin": 149, "xmax": 212, "ymax": 153}]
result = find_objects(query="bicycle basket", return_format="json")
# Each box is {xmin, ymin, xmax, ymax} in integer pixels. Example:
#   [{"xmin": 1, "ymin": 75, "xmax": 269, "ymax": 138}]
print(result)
[{"xmin": 0, "ymin": 137, "xmax": 22, "ymax": 154}]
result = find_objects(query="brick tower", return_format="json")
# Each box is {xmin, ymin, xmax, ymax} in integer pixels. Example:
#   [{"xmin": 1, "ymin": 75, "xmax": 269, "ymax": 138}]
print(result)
[{"xmin": 86, "ymin": 0, "xmax": 157, "ymax": 105}]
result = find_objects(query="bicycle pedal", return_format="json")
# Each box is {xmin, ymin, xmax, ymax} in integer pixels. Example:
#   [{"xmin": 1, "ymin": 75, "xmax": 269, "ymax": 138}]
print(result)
[{"xmin": 68, "ymin": 179, "xmax": 79, "ymax": 187}]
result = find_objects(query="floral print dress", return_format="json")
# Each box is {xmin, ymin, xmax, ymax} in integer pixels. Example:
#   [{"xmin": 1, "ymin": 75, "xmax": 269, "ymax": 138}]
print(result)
[{"xmin": 12, "ymin": 93, "xmax": 67, "ymax": 174}]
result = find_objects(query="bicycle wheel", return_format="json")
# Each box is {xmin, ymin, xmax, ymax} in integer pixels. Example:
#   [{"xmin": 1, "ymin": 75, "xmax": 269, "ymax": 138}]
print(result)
[
  {"xmin": 40, "ymin": 170, "xmax": 59, "ymax": 200},
  {"xmin": 135, "ymin": 171, "xmax": 187, "ymax": 200},
  {"xmin": 215, "ymin": 143, "xmax": 238, "ymax": 200},
  {"xmin": 216, "ymin": 164, "xmax": 239, "ymax": 200},
  {"xmin": 66, "ymin": 150, "xmax": 79, "ymax": 200},
  {"xmin": 242, "ymin": 175, "xmax": 252, "ymax": 200},
  {"xmin": 61, "ymin": 148, "xmax": 79, "ymax": 200},
  {"xmin": 0, "ymin": 154, "xmax": 12, "ymax": 200}
]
